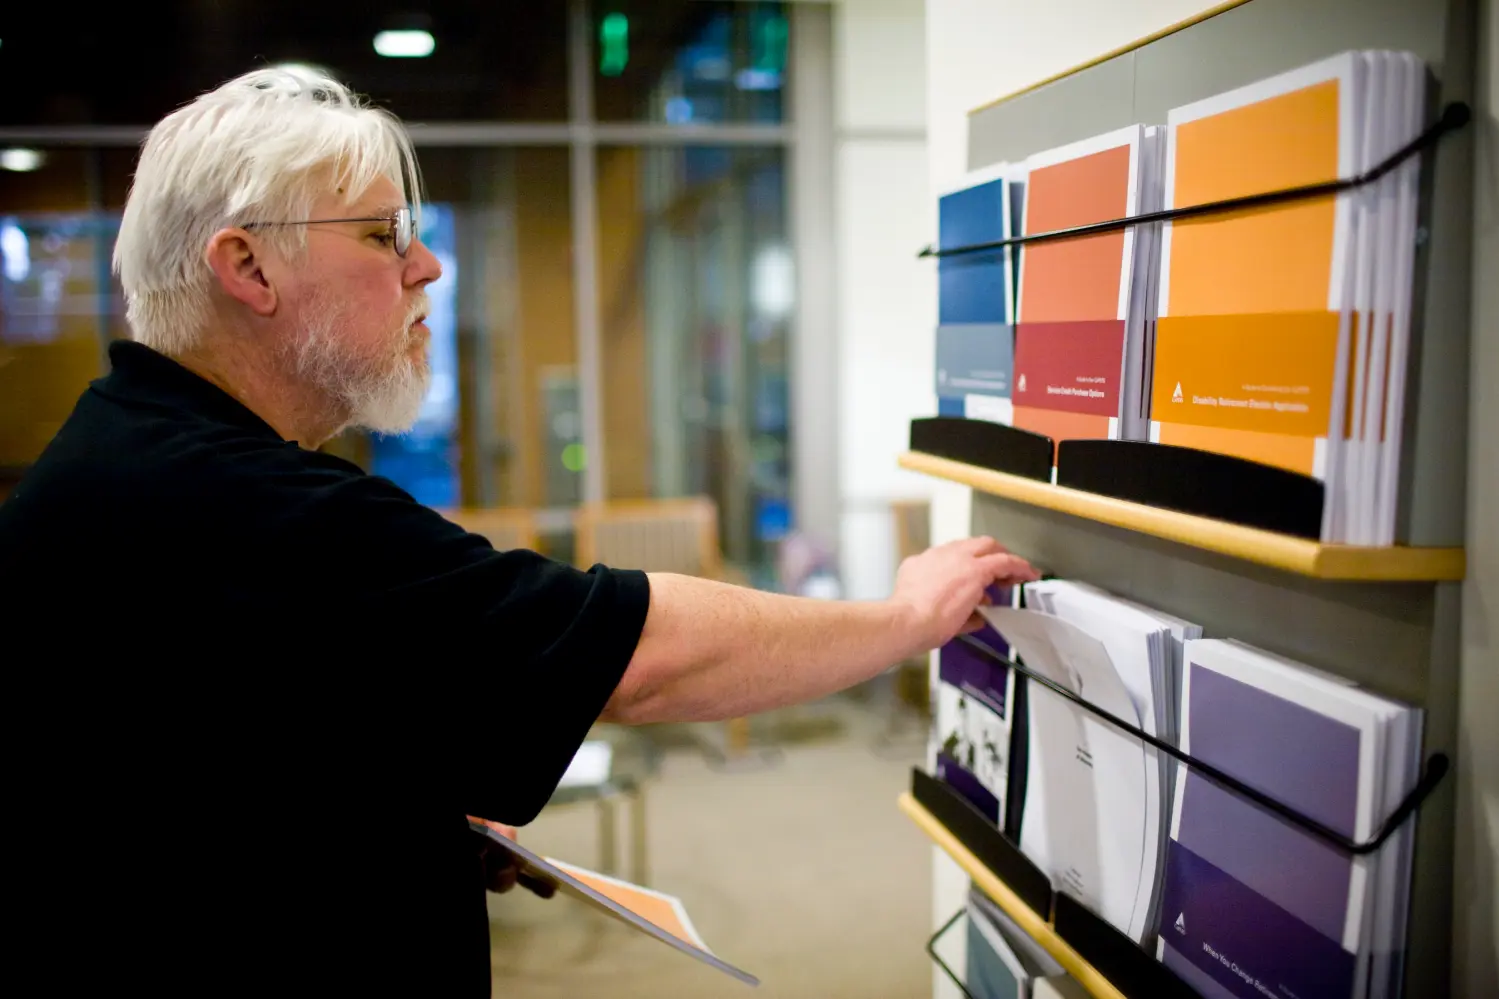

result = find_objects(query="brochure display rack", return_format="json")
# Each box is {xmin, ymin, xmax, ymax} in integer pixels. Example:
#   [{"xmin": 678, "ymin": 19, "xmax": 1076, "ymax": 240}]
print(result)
[{"xmin": 907, "ymin": 0, "xmax": 1479, "ymax": 996}]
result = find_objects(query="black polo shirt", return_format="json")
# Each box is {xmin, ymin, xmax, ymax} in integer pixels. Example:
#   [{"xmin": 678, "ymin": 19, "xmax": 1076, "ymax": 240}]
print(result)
[{"xmin": 0, "ymin": 340, "xmax": 651, "ymax": 995}]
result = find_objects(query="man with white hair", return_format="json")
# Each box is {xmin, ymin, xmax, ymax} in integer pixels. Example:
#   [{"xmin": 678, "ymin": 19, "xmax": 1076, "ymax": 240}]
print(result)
[{"xmin": 0, "ymin": 69, "xmax": 1035, "ymax": 994}]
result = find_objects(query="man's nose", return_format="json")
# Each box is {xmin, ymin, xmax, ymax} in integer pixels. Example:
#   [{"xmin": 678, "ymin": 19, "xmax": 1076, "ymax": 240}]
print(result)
[{"xmin": 406, "ymin": 238, "xmax": 443, "ymax": 286}]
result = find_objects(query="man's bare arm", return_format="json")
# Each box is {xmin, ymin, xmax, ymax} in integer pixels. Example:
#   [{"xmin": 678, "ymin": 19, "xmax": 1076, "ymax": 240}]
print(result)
[{"xmin": 601, "ymin": 537, "xmax": 1036, "ymax": 725}]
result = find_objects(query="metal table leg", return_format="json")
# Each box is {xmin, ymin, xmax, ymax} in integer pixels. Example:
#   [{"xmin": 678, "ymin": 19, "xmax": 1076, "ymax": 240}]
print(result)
[
  {"xmin": 630, "ymin": 784, "xmax": 648, "ymax": 886},
  {"xmin": 597, "ymin": 796, "xmax": 617, "ymax": 876}
]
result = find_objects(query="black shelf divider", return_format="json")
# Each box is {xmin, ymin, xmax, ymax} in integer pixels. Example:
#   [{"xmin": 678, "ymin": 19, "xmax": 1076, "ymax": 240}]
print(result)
[
  {"xmin": 915, "ymin": 767, "xmax": 1207, "ymax": 999},
  {"xmin": 955, "ymin": 630, "xmax": 1449, "ymax": 857},
  {"xmin": 910, "ymin": 417, "xmax": 1055, "ymax": 482},
  {"xmin": 910, "ymin": 424, "xmax": 1335, "ymax": 542},
  {"xmin": 916, "ymin": 101, "xmax": 1469, "ymax": 259},
  {"xmin": 1055, "ymin": 438, "xmax": 1327, "ymax": 540},
  {"xmin": 912, "ymin": 768, "xmax": 1054, "ymax": 917},
  {"xmin": 1051, "ymin": 893, "xmax": 1203, "ymax": 999}
]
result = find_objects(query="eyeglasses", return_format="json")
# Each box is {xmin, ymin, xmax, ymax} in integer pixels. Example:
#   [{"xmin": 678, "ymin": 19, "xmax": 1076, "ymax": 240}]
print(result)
[{"xmin": 242, "ymin": 205, "xmax": 413, "ymax": 257}]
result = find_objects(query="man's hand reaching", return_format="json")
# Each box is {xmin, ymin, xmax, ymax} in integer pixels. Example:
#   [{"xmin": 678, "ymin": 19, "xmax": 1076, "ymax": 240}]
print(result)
[
  {"xmin": 890, "ymin": 536, "xmax": 1038, "ymax": 654},
  {"xmin": 605, "ymin": 535, "xmax": 1038, "ymax": 726}
]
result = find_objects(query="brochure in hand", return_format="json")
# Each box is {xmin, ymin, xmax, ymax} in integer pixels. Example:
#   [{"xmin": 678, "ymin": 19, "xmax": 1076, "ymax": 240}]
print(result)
[{"xmin": 469, "ymin": 818, "xmax": 759, "ymax": 987}]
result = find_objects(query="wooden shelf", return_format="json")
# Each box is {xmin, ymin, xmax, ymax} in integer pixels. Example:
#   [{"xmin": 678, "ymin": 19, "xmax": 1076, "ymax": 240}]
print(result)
[
  {"xmin": 898, "ymin": 451, "xmax": 1466, "ymax": 582},
  {"xmin": 899, "ymin": 792, "xmax": 1125, "ymax": 999}
]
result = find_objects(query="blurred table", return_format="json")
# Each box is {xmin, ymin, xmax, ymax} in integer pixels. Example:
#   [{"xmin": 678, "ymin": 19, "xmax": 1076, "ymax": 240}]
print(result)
[{"xmin": 545, "ymin": 725, "xmax": 660, "ymax": 885}]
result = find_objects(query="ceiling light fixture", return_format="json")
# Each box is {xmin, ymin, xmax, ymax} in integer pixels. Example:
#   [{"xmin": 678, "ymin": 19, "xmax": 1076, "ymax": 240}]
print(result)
[
  {"xmin": 0, "ymin": 148, "xmax": 45, "ymax": 173},
  {"xmin": 374, "ymin": 29, "xmax": 435, "ymax": 58}
]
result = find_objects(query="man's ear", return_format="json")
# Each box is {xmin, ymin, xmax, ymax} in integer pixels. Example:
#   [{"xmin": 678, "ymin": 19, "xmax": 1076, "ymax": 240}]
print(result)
[{"xmin": 205, "ymin": 228, "xmax": 278, "ymax": 317}]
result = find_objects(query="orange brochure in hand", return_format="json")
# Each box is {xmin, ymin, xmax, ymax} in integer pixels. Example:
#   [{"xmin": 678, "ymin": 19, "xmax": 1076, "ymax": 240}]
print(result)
[{"xmin": 469, "ymin": 817, "xmax": 759, "ymax": 986}]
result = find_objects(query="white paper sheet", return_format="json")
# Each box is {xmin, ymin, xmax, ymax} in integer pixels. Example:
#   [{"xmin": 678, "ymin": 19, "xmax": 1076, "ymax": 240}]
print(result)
[
  {"xmin": 980, "ymin": 606, "xmax": 1150, "ymax": 940},
  {"xmin": 1024, "ymin": 582, "xmax": 1175, "ymax": 944}
]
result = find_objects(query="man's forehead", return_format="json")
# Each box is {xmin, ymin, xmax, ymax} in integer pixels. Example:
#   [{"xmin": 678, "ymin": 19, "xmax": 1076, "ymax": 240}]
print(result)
[{"xmin": 323, "ymin": 176, "xmax": 405, "ymax": 214}]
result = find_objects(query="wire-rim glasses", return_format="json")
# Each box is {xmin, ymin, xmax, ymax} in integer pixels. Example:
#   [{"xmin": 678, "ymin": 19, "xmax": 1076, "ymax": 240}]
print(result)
[{"xmin": 242, "ymin": 205, "xmax": 412, "ymax": 257}]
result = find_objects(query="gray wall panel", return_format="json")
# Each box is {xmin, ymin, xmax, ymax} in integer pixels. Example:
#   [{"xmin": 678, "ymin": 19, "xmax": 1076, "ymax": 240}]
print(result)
[
  {"xmin": 1407, "ymin": 581, "xmax": 1465, "ymax": 998},
  {"xmin": 966, "ymin": 53, "xmax": 1136, "ymax": 170},
  {"xmin": 1404, "ymin": 0, "xmax": 1479, "ymax": 547},
  {"xmin": 1134, "ymin": 0, "xmax": 1451, "ymax": 120}
]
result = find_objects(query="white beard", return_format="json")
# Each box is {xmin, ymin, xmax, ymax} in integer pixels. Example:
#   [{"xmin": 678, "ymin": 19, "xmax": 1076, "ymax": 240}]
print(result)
[
  {"xmin": 344, "ymin": 350, "xmax": 429, "ymax": 434},
  {"xmin": 290, "ymin": 292, "xmax": 431, "ymax": 435}
]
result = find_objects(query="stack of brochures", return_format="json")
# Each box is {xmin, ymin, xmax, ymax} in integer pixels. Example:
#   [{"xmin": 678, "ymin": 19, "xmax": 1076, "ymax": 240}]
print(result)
[
  {"xmin": 1156, "ymin": 639, "xmax": 1421, "ymax": 999},
  {"xmin": 1011, "ymin": 124, "xmax": 1164, "ymax": 469},
  {"xmin": 933, "ymin": 585, "xmax": 1020, "ymax": 825},
  {"xmin": 929, "ymin": 50, "xmax": 1433, "ymax": 544},
  {"xmin": 933, "ymin": 636, "xmax": 1017, "ymax": 828},
  {"xmin": 979, "ymin": 583, "xmax": 1197, "ymax": 947},
  {"xmin": 934, "ymin": 165, "xmax": 1026, "ymax": 425},
  {"xmin": 1149, "ymin": 50, "xmax": 1427, "ymax": 543},
  {"xmin": 931, "ymin": 579, "xmax": 1424, "ymax": 995},
  {"xmin": 963, "ymin": 886, "xmax": 1065, "ymax": 999},
  {"xmin": 1022, "ymin": 580, "xmax": 1201, "ymax": 946}
]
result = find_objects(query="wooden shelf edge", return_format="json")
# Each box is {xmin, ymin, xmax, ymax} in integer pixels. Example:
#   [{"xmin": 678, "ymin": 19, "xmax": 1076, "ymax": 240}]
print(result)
[
  {"xmin": 898, "ymin": 792, "xmax": 1127, "ymax": 999},
  {"xmin": 898, "ymin": 451, "xmax": 1466, "ymax": 582}
]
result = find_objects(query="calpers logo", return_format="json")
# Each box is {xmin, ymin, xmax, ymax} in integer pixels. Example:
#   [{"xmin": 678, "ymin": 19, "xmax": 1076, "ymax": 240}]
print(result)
[
  {"xmin": 1175, "ymin": 912, "xmax": 1186, "ymax": 934},
  {"xmin": 1172, "ymin": 382, "xmax": 1184, "ymax": 403},
  {"xmin": 1018, "ymin": 374, "xmax": 1027, "ymax": 393}
]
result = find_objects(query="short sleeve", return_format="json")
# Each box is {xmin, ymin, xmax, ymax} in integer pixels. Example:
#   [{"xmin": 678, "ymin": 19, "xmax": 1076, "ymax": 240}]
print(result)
[{"xmin": 246, "ymin": 452, "xmax": 652, "ymax": 825}]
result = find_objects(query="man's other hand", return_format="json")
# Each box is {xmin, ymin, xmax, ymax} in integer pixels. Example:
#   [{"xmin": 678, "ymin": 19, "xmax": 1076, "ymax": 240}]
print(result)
[
  {"xmin": 891, "ymin": 536, "xmax": 1039, "ymax": 652},
  {"xmin": 472, "ymin": 818, "xmax": 557, "ymax": 899}
]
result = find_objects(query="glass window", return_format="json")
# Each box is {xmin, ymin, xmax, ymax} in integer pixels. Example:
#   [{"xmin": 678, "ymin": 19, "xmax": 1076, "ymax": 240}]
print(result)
[
  {"xmin": 596, "ymin": 145, "xmax": 791, "ymax": 572},
  {"xmin": 591, "ymin": 1, "xmax": 789, "ymax": 124},
  {"xmin": 1, "ymin": 4, "xmax": 806, "ymax": 562},
  {"xmin": 0, "ymin": 142, "xmax": 579, "ymax": 518},
  {"xmin": 0, "ymin": 148, "xmax": 119, "ymax": 470},
  {"xmin": 0, "ymin": 5, "xmax": 569, "ymax": 126}
]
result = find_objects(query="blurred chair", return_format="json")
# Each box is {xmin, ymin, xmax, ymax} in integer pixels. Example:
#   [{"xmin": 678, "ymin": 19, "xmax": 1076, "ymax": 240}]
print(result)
[
  {"xmin": 439, "ymin": 507, "xmax": 540, "ymax": 554},
  {"xmin": 573, "ymin": 497, "xmax": 757, "ymax": 766},
  {"xmin": 573, "ymin": 496, "xmax": 725, "ymax": 579}
]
